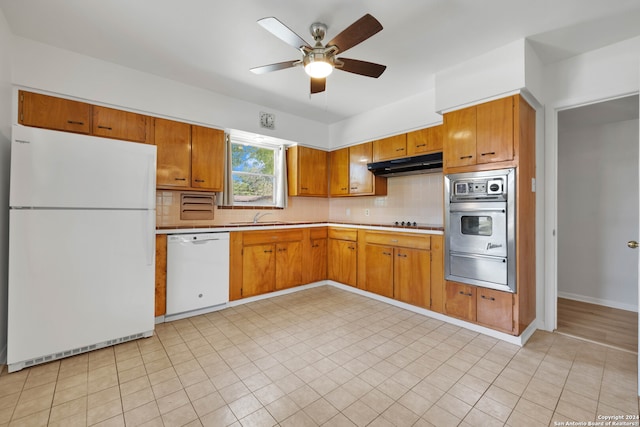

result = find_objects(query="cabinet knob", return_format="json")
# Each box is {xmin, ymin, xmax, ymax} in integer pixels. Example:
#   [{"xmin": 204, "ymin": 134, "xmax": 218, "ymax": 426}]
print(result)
[
  {"xmin": 194, "ymin": 179, "xmax": 205, "ymax": 183},
  {"xmin": 67, "ymin": 120, "xmax": 84, "ymax": 125},
  {"xmin": 459, "ymin": 291, "xmax": 473, "ymax": 297},
  {"xmin": 416, "ymin": 144, "xmax": 426, "ymax": 148},
  {"xmin": 481, "ymin": 152, "xmax": 496, "ymax": 156},
  {"xmin": 396, "ymin": 148, "xmax": 405, "ymax": 152},
  {"xmin": 264, "ymin": 250, "xmax": 273, "ymax": 253},
  {"xmin": 397, "ymin": 253, "xmax": 408, "ymax": 258},
  {"xmin": 459, "ymin": 155, "xmax": 473, "ymax": 160},
  {"xmin": 382, "ymin": 251, "xmax": 391, "ymax": 256},
  {"xmin": 480, "ymin": 295, "xmax": 496, "ymax": 301},
  {"xmin": 97, "ymin": 125, "xmax": 113, "ymax": 130},
  {"xmin": 174, "ymin": 177, "xmax": 186, "ymax": 181}
]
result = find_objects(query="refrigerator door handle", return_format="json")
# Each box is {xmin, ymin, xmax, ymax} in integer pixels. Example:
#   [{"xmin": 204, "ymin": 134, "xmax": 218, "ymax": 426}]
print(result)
[
  {"xmin": 146, "ymin": 210, "xmax": 155, "ymax": 266},
  {"xmin": 146, "ymin": 155, "xmax": 156, "ymax": 209}
]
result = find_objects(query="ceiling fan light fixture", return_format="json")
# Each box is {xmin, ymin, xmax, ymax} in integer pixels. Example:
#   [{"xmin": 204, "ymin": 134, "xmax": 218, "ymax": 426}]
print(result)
[{"xmin": 303, "ymin": 50, "xmax": 333, "ymax": 78}]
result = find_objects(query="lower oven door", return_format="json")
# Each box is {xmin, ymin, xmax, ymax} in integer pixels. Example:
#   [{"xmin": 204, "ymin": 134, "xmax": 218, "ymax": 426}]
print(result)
[
  {"xmin": 448, "ymin": 252, "xmax": 513, "ymax": 292},
  {"xmin": 448, "ymin": 202, "xmax": 508, "ymax": 257}
]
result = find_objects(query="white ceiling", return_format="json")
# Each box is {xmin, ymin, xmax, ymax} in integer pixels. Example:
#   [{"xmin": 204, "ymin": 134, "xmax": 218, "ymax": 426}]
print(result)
[{"xmin": 2, "ymin": 0, "xmax": 640, "ymax": 124}]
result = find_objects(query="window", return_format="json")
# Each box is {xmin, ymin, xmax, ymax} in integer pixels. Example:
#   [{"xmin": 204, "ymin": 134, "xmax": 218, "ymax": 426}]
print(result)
[{"xmin": 230, "ymin": 141, "xmax": 286, "ymax": 206}]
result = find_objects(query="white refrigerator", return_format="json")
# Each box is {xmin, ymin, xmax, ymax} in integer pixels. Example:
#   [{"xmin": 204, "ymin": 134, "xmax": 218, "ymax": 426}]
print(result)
[{"xmin": 8, "ymin": 125, "xmax": 157, "ymax": 372}]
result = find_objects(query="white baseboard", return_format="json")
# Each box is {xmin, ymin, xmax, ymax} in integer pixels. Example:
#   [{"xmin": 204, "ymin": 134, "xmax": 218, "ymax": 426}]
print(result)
[{"xmin": 558, "ymin": 291, "xmax": 638, "ymax": 313}]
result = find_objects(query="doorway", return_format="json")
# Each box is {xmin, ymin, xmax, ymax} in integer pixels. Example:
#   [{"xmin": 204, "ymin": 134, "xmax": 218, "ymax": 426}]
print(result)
[{"xmin": 556, "ymin": 94, "xmax": 639, "ymax": 353}]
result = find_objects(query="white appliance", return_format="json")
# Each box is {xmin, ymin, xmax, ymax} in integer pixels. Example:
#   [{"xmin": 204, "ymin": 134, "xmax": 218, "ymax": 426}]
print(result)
[
  {"xmin": 166, "ymin": 232, "xmax": 230, "ymax": 319},
  {"xmin": 8, "ymin": 125, "xmax": 157, "ymax": 372}
]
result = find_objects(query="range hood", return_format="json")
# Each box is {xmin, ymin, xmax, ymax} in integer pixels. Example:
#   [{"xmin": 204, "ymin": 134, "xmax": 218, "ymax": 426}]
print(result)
[{"xmin": 367, "ymin": 152, "xmax": 443, "ymax": 177}]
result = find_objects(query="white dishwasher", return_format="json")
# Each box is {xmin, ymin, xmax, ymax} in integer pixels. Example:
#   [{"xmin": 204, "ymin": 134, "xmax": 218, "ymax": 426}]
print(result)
[{"xmin": 166, "ymin": 232, "xmax": 230, "ymax": 318}]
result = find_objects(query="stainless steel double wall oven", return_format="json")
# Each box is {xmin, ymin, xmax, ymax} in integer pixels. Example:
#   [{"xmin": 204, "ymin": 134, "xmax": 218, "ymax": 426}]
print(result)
[{"xmin": 444, "ymin": 168, "xmax": 516, "ymax": 293}]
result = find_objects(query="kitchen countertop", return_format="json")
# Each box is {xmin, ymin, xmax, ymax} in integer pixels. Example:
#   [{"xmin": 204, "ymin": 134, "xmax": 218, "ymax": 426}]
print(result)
[{"xmin": 156, "ymin": 221, "xmax": 444, "ymax": 235}]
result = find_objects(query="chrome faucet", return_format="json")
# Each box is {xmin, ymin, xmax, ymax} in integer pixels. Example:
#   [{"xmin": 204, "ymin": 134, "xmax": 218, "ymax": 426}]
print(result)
[{"xmin": 253, "ymin": 212, "xmax": 272, "ymax": 223}]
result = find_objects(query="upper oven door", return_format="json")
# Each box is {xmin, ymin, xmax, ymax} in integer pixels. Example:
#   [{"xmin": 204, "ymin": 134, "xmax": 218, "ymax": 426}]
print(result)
[{"xmin": 448, "ymin": 201, "xmax": 508, "ymax": 257}]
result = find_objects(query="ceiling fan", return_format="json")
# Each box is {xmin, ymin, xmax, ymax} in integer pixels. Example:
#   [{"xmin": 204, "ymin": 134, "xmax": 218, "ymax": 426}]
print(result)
[{"xmin": 250, "ymin": 14, "xmax": 387, "ymax": 94}]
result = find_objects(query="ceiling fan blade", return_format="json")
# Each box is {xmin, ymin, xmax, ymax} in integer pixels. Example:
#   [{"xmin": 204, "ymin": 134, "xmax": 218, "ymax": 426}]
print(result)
[
  {"xmin": 337, "ymin": 58, "xmax": 386, "ymax": 78},
  {"xmin": 257, "ymin": 17, "xmax": 311, "ymax": 50},
  {"xmin": 250, "ymin": 60, "xmax": 299, "ymax": 74},
  {"xmin": 311, "ymin": 77, "xmax": 326, "ymax": 94},
  {"xmin": 326, "ymin": 14, "xmax": 383, "ymax": 54}
]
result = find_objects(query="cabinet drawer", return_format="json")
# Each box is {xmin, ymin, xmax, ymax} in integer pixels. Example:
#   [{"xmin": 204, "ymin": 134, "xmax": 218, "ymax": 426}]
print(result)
[
  {"xmin": 364, "ymin": 231, "xmax": 430, "ymax": 250},
  {"xmin": 328, "ymin": 228, "xmax": 358, "ymax": 241},
  {"xmin": 477, "ymin": 288, "xmax": 513, "ymax": 333},
  {"xmin": 243, "ymin": 229, "xmax": 304, "ymax": 245},
  {"xmin": 310, "ymin": 227, "xmax": 328, "ymax": 239}
]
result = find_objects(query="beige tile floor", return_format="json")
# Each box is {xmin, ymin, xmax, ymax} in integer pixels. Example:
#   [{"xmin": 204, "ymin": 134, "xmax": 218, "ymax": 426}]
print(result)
[{"xmin": 0, "ymin": 285, "xmax": 638, "ymax": 426}]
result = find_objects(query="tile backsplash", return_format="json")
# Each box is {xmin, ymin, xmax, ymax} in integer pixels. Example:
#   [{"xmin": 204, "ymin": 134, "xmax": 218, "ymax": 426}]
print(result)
[{"xmin": 156, "ymin": 174, "xmax": 443, "ymax": 228}]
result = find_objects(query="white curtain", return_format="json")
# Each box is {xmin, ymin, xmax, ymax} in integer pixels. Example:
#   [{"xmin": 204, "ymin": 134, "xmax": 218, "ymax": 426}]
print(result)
[
  {"xmin": 218, "ymin": 134, "xmax": 234, "ymax": 206},
  {"xmin": 275, "ymin": 145, "xmax": 288, "ymax": 208}
]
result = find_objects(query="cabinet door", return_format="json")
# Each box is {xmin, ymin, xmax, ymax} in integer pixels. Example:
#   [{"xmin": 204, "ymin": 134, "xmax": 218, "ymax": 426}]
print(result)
[
  {"xmin": 445, "ymin": 282, "xmax": 476, "ymax": 321},
  {"xmin": 275, "ymin": 241, "xmax": 302, "ymax": 290},
  {"xmin": 349, "ymin": 142, "xmax": 373, "ymax": 194},
  {"xmin": 364, "ymin": 244, "xmax": 394, "ymax": 298},
  {"xmin": 191, "ymin": 125, "xmax": 225, "ymax": 191},
  {"xmin": 328, "ymin": 239, "xmax": 357, "ymax": 286},
  {"xmin": 330, "ymin": 148, "xmax": 350, "ymax": 196},
  {"xmin": 308, "ymin": 238, "xmax": 327, "ymax": 283},
  {"xmin": 477, "ymin": 288, "xmax": 513, "ymax": 333},
  {"xmin": 373, "ymin": 134, "xmax": 407, "ymax": 161},
  {"xmin": 19, "ymin": 91, "xmax": 91, "ymax": 134},
  {"xmin": 298, "ymin": 146, "xmax": 328, "ymax": 196},
  {"xmin": 476, "ymin": 97, "xmax": 514, "ymax": 164},
  {"xmin": 92, "ymin": 106, "xmax": 148, "ymax": 143},
  {"xmin": 155, "ymin": 118, "xmax": 192, "ymax": 187},
  {"xmin": 242, "ymin": 244, "xmax": 275, "ymax": 297},
  {"xmin": 407, "ymin": 125, "xmax": 443, "ymax": 156},
  {"xmin": 394, "ymin": 248, "xmax": 430, "ymax": 308},
  {"xmin": 444, "ymin": 106, "xmax": 476, "ymax": 169},
  {"xmin": 155, "ymin": 235, "xmax": 167, "ymax": 317}
]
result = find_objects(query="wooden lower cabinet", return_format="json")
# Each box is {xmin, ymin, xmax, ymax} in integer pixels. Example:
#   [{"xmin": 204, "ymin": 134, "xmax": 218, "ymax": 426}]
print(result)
[
  {"xmin": 394, "ymin": 247, "xmax": 430, "ymax": 308},
  {"xmin": 429, "ymin": 235, "xmax": 445, "ymax": 313},
  {"xmin": 445, "ymin": 282, "xmax": 476, "ymax": 322},
  {"xmin": 242, "ymin": 243, "xmax": 276, "ymax": 298},
  {"xmin": 364, "ymin": 244, "xmax": 394, "ymax": 297},
  {"xmin": 305, "ymin": 228, "xmax": 328, "ymax": 283},
  {"xmin": 445, "ymin": 281, "xmax": 515, "ymax": 334},
  {"xmin": 155, "ymin": 235, "xmax": 167, "ymax": 317},
  {"xmin": 275, "ymin": 241, "xmax": 302, "ymax": 290},
  {"xmin": 328, "ymin": 228, "xmax": 358, "ymax": 287}
]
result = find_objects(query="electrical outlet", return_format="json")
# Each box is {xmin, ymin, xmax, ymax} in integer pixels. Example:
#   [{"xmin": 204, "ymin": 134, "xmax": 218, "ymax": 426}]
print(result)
[{"xmin": 365, "ymin": 209, "xmax": 370, "ymax": 217}]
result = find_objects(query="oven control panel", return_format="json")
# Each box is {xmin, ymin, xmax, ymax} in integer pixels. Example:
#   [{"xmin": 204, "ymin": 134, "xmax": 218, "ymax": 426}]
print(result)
[{"xmin": 451, "ymin": 177, "xmax": 506, "ymax": 200}]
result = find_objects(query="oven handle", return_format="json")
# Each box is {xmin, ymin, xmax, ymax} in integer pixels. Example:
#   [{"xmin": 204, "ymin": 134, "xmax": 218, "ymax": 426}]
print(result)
[
  {"xmin": 449, "ymin": 206, "xmax": 506, "ymax": 213},
  {"xmin": 450, "ymin": 252, "xmax": 507, "ymax": 262}
]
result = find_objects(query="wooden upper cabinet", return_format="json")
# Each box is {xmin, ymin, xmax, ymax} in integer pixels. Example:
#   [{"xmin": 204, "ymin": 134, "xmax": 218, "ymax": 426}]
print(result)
[
  {"xmin": 372, "ymin": 134, "xmax": 407, "ymax": 161},
  {"xmin": 155, "ymin": 118, "xmax": 192, "ymax": 188},
  {"xmin": 288, "ymin": 146, "xmax": 328, "ymax": 197},
  {"xmin": 92, "ymin": 106, "xmax": 150, "ymax": 144},
  {"xmin": 444, "ymin": 105, "xmax": 476, "ymax": 169},
  {"xmin": 329, "ymin": 148, "xmax": 350, "ymax": 196},
  {"xmin": 443, "ymin": 95, "xmax": 518, "ymax": 172},
  {"xmin": 19, "ymin": 90, "xmax": 91, "ymax": 134},
  {"xmin": 191, "ymin": 125, "xmax": 224, "ymax": 191},
  {"xmin": 349, "ymin": 142, "xmax": 373, "ymax": 194},
  {"xmin": 406, "ymin": 125, "xmax": 443, "ymax": 156},
  {"xmin": 476, "ymin": 96, "xmax": 513, "ymax": 164}
]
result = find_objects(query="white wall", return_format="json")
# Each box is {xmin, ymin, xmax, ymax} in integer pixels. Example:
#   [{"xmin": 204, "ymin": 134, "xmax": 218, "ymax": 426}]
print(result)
[
  {"xmin": 543, "ymin": 35, "xmax": 640, "ymax": 330},
  {"xmin": 0, "ymin": 9, "xmax": 13, "ymax": 363},
  {"xmin": 558, "ymin": 119, "xmax": 639, "ymax": 311},
  {"xmin": 328, "ymin": 88, "xmax": 442, "ymax": 149},
  {"xmin": 10, "ymin": 37, "xmax": 331, "ymax": 150},
  {"xmin": 434, "ymin": 39, "xmax": 544, "ymax": 113}
]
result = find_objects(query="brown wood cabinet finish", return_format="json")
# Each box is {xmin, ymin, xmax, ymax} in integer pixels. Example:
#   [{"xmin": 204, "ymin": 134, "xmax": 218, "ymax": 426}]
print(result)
[
  {"xmin": 477, "ymin": 287, "xmax": 514, "ymax": 333},
  {"xmin": 328, "ymin": 236, "xmax": 357, "ymax": 287},
  {"xmin": 92, "ymin": 105, "xmax": 149, "ymax": 143},
  {"xmin": 406, "ymin": 125, "xmax": 443, "ymax": 156},
  {"xmin": 429, "ymin": 235, "xmax": 445, "ymax": 313},
  {"xmin": 349, "ymin": 142, "xmax": 373, "ymax": 194},
  {"xmin": 305, "ymin": 227, "xmax": 328, "ymax": 284},
  {"xmin": 19, "ymin": 91, "xmax": 91, "ymax": 134},
  {"xmin": 155, "ymin": 235, "xmax": 167, "ymax": 317},
  {"xmin": 394, "ymin": 247, "xmax": 430, "ymax": 309},
  {"xmin": 288, "ymin": 146, "xmax": 328, "ymax": 197},
  {"xmin": 372, "ymin": 134, "xmax": 407, "ymax": 161},
  {"xmin": 329, "ymin": 148, "xmax": 350, "ymax": 196},
  {"xmin": 191, "ymin": 125, "xmax": 224, "ymax": 191},
  {"xmin": 443, "ymin": 106, "xmax": 477, "ymax": 169},
  {"xmin": 445, "ymin": 282, "xmax": 476, "ymax": 322},
  {"xmin": 242, "ymin": 244, "xmax": 276, "ymax": 298},
  {"xmin": 363, "ymin": 244, "xmax": 394, "ymax": 297},
  {"xmin": 155, "ymin": 118, "xmax": 192, "ymax": 188}
]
